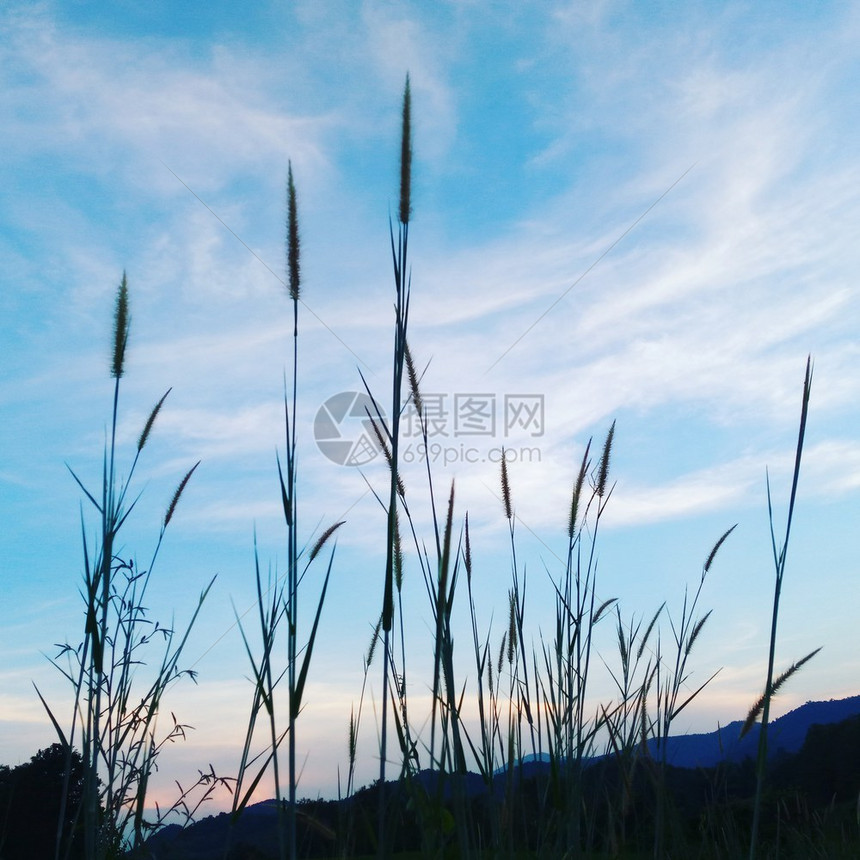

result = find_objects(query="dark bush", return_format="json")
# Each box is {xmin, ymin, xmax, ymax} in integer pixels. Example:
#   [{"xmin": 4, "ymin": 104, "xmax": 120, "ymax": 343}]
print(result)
[{"xmin": 0, "ymin": 744, "xmax": 86, "ymax": 859}]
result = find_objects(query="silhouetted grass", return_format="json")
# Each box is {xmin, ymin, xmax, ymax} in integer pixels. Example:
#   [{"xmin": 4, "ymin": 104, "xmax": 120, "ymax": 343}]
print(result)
[
  {"xmin": 32, "ymin": 80, "xmax": 856, "ymax": 860},
  {"xmin": 38, "ymin": 273, "xmax": 217, "ymax": 860}
]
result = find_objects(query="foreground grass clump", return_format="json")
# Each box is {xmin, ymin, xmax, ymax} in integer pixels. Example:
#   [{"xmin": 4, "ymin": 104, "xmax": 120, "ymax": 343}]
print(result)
[
  {"xmin": 30, "ymin": 79, "xmax": 854, "ymax": 860},
  {"xmin": 38, "ymin": 274, "xmax": 219, "ymax": 860},
  {"xmin": 321, "ymin": 79, "xmax": 841, "ymax": 860},
  {"xmin": 113, "ymin": 717, "xmax": 860, "ymax": 859}
]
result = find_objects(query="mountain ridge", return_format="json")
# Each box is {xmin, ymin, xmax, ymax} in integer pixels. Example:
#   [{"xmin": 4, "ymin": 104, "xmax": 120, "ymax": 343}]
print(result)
[
  {"xmin": 651, "ymin": 693, "xmax": 860, "ymax": 768},
  {"xmin": 140, "ymin": 693, "xmax": 860, "ymax": 858}
]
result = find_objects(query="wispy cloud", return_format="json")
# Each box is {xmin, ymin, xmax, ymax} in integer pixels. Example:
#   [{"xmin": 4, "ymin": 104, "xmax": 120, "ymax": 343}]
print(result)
[
  {"xmin": 2, "ymin": 1, "xmax": 859, "ymax": 806},
  {"xmin": 1, "ymin": 8, "xmax": 334, "ymax": 181}
]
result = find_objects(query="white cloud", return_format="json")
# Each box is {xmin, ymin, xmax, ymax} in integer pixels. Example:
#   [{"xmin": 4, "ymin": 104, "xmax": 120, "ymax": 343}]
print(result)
[
  {"xmin": 360, "ymin": 2, "xmax": 458, "ymax": 161},
  {"xmin": 0, "ymin": 8, "xmax": 335, "ymax": 187}
]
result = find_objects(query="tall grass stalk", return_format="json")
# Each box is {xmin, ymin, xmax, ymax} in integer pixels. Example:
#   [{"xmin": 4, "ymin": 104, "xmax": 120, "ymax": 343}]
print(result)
[
  {"xmin": 500, "ymin": 454, "xmax": 539, "ymax": 772},
  {"xmin": 338, "ymin": 622, "xmax": 381, "ymax": 857},
  {"xmin": 362, "ymin": 75, "xmax": 473, "ymax": 857},
  {"xmin": 285, "ymin": 161, "xmax": 301, "ymax": 860},
  {"xmin": 600, "ymin": 604, "xmax": 661, "ymax": 850},
  {"xmin": 459, "ymin": 514, "xmax": 507, "ymax": 849},
  {"xmin": 232, "ymin": 164, "xmax": 342, "ymax": 860},
  {"xmin": 651, "ymin": 525, "xmax": 733, "ymax": 858},
  {"xmin": 462, "ymin": 515, "xmax": 497, "ymax": 784},
  {"xmin": 404, "ymin": 466, "xmax": 472, "ymax": 856},
  {"xmin": 40, "ymin": 273, "xmax": 212, "ymax": 859},
  {"xmin": 400, "ymin": 346, "xmax": 466, "ymax": 772},
  {"xmin": 231, "ymin": 544, "xmax": 287, "ymax": 844},
  {"xmin": 746, "ymin": 356, "xmax": 818, "ymax": 860},
  {"xmin": 537, "ymin": 425, "xmax": 617, "ymax": 854},
  {"xmin": 359, "ymin": 74, "xmax": 412, "ymax": 860}
]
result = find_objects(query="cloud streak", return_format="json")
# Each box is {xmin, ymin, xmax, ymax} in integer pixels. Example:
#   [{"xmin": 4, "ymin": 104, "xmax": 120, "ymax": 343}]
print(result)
[{"xmin": 2, "ymin": 1, "xmax": 859, "ymax": 805}]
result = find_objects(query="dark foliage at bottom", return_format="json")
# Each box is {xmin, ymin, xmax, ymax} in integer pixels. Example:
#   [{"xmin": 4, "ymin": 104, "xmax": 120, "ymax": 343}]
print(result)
[
  {"xmin": 135, "ymin": 714, "xmax": 860, "ymax": 859},
  {"xmin": 0, "ymin": 744, "xmax": 87, "ymax": 860},
  {"xmin": 3, "ymin": 717, "xmax": 859, "ymax": 858}
]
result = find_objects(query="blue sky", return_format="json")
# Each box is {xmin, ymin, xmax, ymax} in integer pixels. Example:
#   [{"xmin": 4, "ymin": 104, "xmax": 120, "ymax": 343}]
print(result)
[{"xmin": 2, "ymin": 0, "xmax": 859, "ymax": 808}]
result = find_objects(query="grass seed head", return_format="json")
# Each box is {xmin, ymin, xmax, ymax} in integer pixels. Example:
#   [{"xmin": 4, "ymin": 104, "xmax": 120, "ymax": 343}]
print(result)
[
  {"xmin": 704, "ymin": 524, "xmax": 737, "ymax": 574},
  {"xmin": 507, "ymin": 591, "xmax": 517, "ymax": 665},
  {"xmin": 596, "ymin": 420, "xmax": 615, "ymax": 499},
  {"xmin": 464, "ymin": 513, "xmax": 472, "ymax": 581},
  {"xmin": 348, "ymin": 708, "xmax": 357, "ymax": 765},
  {"xmin": 394, "ymin": 509, "xmax": 404, "ymax": 592},
  {"xmin": 500, "ymin": 453, "xmax": 513, "ymax": 521},
  {"xmin": 399, "ymin": 75, "xmax": 412, "ymax": 225},
  {"xmin": 404, "ymin": 339, "xmax": 422, "ymax": 419},
  {"xmin": 568, "ymin": 438, "xmax": 592, "ymax": 538},
  {"xmin": 369, "ymin": 414, "xmax": 395, "ymax": 472},
  {"xmin": 685, "ymin": 610, "xmax": 712, "ymax": 657},
  {"xmin": 287, "ymin": 162, "xmax": 301, "ymax": 301},
  {"xmin": 309, "ymin": 520, "xmax": 345, "ymax": 563},
  {"xmin": 111, "ymin": 272, "xmax": 130, "ymax": 379},
  {"xmin": 366, "ymin": 616, "xmax": 382, "ymax": 667},
  {"xmin": 164, "ymin": 461, "xmax": 200, "ymax": 528},
  {"xmin": 440, "ymin": 481, "xmax": 456, "ymax": 594},
  {"xmin": 740, "ymin": 646, "xmax": 822, "ymax": 738},
  {"xmin": 138, "ymin": 389, "xmax": 171, "ymax": 452}
]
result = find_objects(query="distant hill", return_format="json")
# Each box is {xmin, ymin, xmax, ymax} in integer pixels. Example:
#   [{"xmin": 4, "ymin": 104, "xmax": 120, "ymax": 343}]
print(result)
[
  {"xmin": 648, "ymin": 694, "xmax": 860, "ymax": 769},
  {"xmin": 140, "ymin": 694, "xmax": 860, "ymax": 858}
]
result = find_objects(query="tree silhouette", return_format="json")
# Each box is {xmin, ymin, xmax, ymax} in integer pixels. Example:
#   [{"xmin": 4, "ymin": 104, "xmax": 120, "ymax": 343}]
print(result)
[
  {"xmin": 779, "ymin": 714, "xmax": 860, "ymax": 802},
  {"xmin": 0, "ymin": 744, "xmax": 87, "ymax": 859}
]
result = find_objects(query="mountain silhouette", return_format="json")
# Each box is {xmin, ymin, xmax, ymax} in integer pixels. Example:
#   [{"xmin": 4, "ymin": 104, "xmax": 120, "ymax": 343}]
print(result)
[
  {"xmin": 647, "ymin": 694, "xmax": 860, "ymax": 768},
  {"xmin": 138, "ymin": 693, "xmax": 860, "ymax": 859}
]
